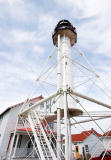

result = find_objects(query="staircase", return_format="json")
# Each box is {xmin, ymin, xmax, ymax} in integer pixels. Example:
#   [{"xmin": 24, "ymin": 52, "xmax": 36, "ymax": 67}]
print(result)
[{"xmin": 27, "ymin": 110, "xmax": 58, "ymax": 160}]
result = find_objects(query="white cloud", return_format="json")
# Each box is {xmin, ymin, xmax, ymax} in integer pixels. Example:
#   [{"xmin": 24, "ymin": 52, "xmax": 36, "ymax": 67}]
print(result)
[
  {"xmin": 0, "ymin": 0, "xmax": 37, "ymax": 23},
  {"xmin": 56, "ymin": 0, "xmax": 111, "ymax": 58},
  {"xmin": 0, "ymin": 1, "xmax": 58, "ymax": 112},
  {"xmin": 56, "ymin": 0, "xmax": 109, "ymax": 19},
  {"xmin": 0, "ymin": 28, "xmax": 42, "ymax": 47},
  {"xmin": 11, "ymin": 30, "xmax": 37, "ymax": 43}
]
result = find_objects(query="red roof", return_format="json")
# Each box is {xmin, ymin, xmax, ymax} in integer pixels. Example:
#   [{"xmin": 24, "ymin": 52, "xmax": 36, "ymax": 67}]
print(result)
[
  {"xmin": 103, "ymin": 130, "xmax": 111, "ymax": 136},
  {"xmin": 63, "ymin": 128, "xmax": 102, "ymax": 143},
  {"xmin": 9, "ymin": 95, "xmax": 43, "ymax": 109},
  {"xmin": 0, "ymin": 95, "xmax": 43, "ymax": 116},
  {"xmin": 17, "ymin": 128, "xmax": 57, "ymax": 135}
]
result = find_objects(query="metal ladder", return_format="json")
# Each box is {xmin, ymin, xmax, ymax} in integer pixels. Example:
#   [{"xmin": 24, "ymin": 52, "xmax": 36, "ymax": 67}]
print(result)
[{"xmin": 28, "ymin": 110, "xmax": 57, "ymax": 160}]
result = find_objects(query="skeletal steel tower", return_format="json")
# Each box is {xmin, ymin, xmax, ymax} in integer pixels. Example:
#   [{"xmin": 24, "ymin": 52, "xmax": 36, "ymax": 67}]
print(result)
[
  {"xmin": 8, "ymin": 20, "xmax": 111, "ymax": 160},
  {"xmin": 52, "ymin": 20, "xmax": 83, "ymax": 160}
]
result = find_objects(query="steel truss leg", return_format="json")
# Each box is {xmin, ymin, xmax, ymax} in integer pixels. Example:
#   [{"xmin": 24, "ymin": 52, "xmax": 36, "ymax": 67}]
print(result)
[
  {"xmin": 57, "ymin": 108, "xmax": 61, "ymax": 159},
  {"xmin": 64, "ymin": 91, "xmax": 69, "ymax": 160}
]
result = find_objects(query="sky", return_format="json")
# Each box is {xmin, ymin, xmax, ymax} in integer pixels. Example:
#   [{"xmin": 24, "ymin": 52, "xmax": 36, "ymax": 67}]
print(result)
[{"xmin": 0, "ymin": 0, "xmax": 111, "ymax": 133}]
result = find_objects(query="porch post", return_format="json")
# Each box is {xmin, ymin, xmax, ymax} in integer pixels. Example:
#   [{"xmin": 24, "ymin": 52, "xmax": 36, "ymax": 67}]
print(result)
[
  {"xmin": 32, "ymin": 136, "xmax": 35, "ymax": 158},
  {"xmin": 68, "ymin": 120, "xmax": 72, "ymax": 160},
  {"xmin": 12, "ymin": 134, "xmax": 19, "ymax": 158}
]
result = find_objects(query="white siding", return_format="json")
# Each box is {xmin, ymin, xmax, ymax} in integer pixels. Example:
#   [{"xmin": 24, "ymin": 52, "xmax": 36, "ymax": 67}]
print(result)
[
  {"xmin": 0, "ymin": 110, "xmax": 11, "ymax": 158},
  {"xmin": 83, "ymin": 134, "xmax": 104, "ymax": 157},
  {"xmin": 102, "ymin": 137, "xmax": 111, "ymax": 150},
  {"xmin": 8, "ymin": 106, "xmax": 21, "ymax": 130},
  {"xmin": 0, "ymin": 105, "xmax": 21, "ymax": 158},
  {"xmin": 0, "ymin": 102, "xmax": 57, "ymax": 159}
]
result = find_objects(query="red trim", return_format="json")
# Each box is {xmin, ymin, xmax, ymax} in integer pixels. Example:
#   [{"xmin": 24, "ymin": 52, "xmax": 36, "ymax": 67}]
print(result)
[
  {"xmin": 17, "ymin": 128, "xmax": 57, "ymax": 135},
  {"xmin": 103, "ymin": 130, "xmax": 111, "ymax": 136},
  {"xmin": 7, "ymin": 133, "xmax": 13, "ymax": 152}
]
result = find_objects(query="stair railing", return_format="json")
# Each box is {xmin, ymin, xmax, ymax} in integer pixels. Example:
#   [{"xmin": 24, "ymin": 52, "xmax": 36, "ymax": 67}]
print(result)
[{"xmin": 30, "ymin": 111, "xmax": 50, "ymax": 160}]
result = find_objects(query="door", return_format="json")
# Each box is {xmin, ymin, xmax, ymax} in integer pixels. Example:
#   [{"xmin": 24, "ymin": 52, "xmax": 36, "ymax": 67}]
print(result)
[{"xmin": 75, "ymin": 145, "xmax": 79, "ymax": 159}]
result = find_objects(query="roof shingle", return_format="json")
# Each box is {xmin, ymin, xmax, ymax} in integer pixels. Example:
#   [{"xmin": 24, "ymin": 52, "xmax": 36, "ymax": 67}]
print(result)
[
  {"xmin": 103, "ymin": 131, "xmax": 111, "ymax": 136},
  {"xmin": 63, "ymin": 128, "xmax": 102, "ymax": 143}
]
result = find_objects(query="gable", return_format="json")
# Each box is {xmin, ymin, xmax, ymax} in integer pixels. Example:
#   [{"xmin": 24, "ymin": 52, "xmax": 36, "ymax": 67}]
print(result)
[
  {"xmin": 71, "ymin": 128, "xmax": 102, "ymax": 143},
  {"xmin": 0, "ymin": 95, "xmax": 43, "ymax": 117},
  {"xmin": 83, "ymin": 133, "xmax": 101, "ymax": 144}
]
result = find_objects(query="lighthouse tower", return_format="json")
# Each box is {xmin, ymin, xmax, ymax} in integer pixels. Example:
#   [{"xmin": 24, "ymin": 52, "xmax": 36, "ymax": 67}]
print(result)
[{"xmin": 52, "ymin": 20, "xmax": 83, "ymax": 159}]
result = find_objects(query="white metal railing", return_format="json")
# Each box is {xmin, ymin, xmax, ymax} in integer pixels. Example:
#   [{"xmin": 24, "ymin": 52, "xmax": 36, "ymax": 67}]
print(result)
[
  {"xmin": 27, "ymin": 110, "xmax": 57, "ymax": 160},
  {"xmin": 7, "ymin": 147, "xmax": 35, "ymax": 159},
  {"xmin": 33, "ymin": 110, "xmax": 65, "ymax": 159},
  {"xmin": 15, "ymin": 148, "xmax": 32, "ymax": 157},
  {"xmin": 40, "ymin": 113, "xmax": 65, "ymax": 159},
  {"xmin": 31, "ymin": 111, "xmax": 55, "ymax": 159},
  {"xmin": 34, "ymin": 110, "xmax": 56, "ymax": 159}
]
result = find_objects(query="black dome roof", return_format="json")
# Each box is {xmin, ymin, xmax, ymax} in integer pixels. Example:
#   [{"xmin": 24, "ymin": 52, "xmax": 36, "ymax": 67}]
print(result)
[
  {"xmin": 53, "ymin": 19, "xmax": 76, "ymax": 35},
  {"xmin": 52, "ymin": 20, "xmax": 77, "ymax": 46}
]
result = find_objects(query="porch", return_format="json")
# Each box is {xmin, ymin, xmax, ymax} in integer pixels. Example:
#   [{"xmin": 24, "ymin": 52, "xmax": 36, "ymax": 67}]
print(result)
[{"xmin": 7, "ymin": 129, "xmax": 57, "ymax": 160}]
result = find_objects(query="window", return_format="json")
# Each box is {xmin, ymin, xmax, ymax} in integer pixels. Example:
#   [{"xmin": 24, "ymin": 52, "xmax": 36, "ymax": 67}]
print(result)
[
  {"xmin": 62, "ymin": 144, "xmax": 65, "ymax": 153},
  {"xmin": 29, "ymin": 103, "xmax": 33, "ymax": 107},
  {"xmin": 28, "ymin": 140, "xmax": 32, "ymax": 148},
  {"xmin": 108, "ymin": 151, "xmax": 111, "ymax": 157},
  {"xmin": 47, "ymin": 122, "xmax": 53, "ymax": 130},
  {"xmin": 17, "ymin": 135, "xmax": 22, "ymax": 148},
  {"xmin": 74, "ymin": 143, "xmax": 77, "ymax": 145},
  {"xmin": 46, "ymin": 100, "xmax": 51, "ymax": 111},
  {"xmin": 28, "ymin": 136, "xmax": 34, "ymax": 148},
  {"xmin": 85, "ymin": 145, "xmax": 89, "ymax": 152},
  {"xmin": 40, "ymin": 104, "xmax": 44, "ymax": 110},
  {"xmin": 46, "ymin": 101, "xmax": 49, "ymax": 109}
]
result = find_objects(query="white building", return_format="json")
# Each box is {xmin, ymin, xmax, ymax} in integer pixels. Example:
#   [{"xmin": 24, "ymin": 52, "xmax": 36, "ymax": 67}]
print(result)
[
  {"xmin": 63, "ymin": 128, "xmax": 105, "ymax": 159},
  {"xmin": 0, "ymin": 95, "xmax": 58, "ymax": 160}
]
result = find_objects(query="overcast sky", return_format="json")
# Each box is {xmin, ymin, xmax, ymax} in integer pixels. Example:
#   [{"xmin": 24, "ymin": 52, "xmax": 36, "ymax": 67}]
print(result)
[{"xmin": 0, "ymin": 0, "xmax": 111, "ymax": 133}]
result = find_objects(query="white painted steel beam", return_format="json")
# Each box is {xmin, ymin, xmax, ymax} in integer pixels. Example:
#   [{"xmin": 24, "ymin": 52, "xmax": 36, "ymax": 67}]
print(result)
[
  {"xmin": 62, "ymin": 35, "xmax": 70, "ymax": 160},
  {"xmin": 57, "ymin": 34, "xmax": 62, "ymax": 159},
  {"xmin": 20, "ymin": 92, "xmax": 59, "ymax": 116},
  {"xmin": 72, "ymin": 91, "xmax": 111, "ymax": 109},
  {"xmin": 82, "ymin": 111, "xmax": 111, "ymax": 116},
  {"xmin": 71, "ymin": 116, "xmax": 111, "ymax": 125},
  {"xmin": 78, "ymin": 115, "xmax": 111, "ymax": 117}
]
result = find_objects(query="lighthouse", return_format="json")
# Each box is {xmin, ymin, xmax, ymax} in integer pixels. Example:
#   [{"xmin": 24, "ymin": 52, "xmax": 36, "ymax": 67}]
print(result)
[{"xmin": 52, "ymin": 20, "xmax": 83, "ymax": 159}]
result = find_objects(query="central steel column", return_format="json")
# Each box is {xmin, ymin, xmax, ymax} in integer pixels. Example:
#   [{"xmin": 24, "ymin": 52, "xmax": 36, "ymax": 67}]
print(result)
[
  {"xmin": 52, "ymin": 20, "xmax": 81, "ymax": 160},
  {"xmin": 62, "ymin": 35, "xmax": 71, "ymax": 160},
  {"xmin": 57, "ymin": 34, "xmax": 62, "ymax": 159}
]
